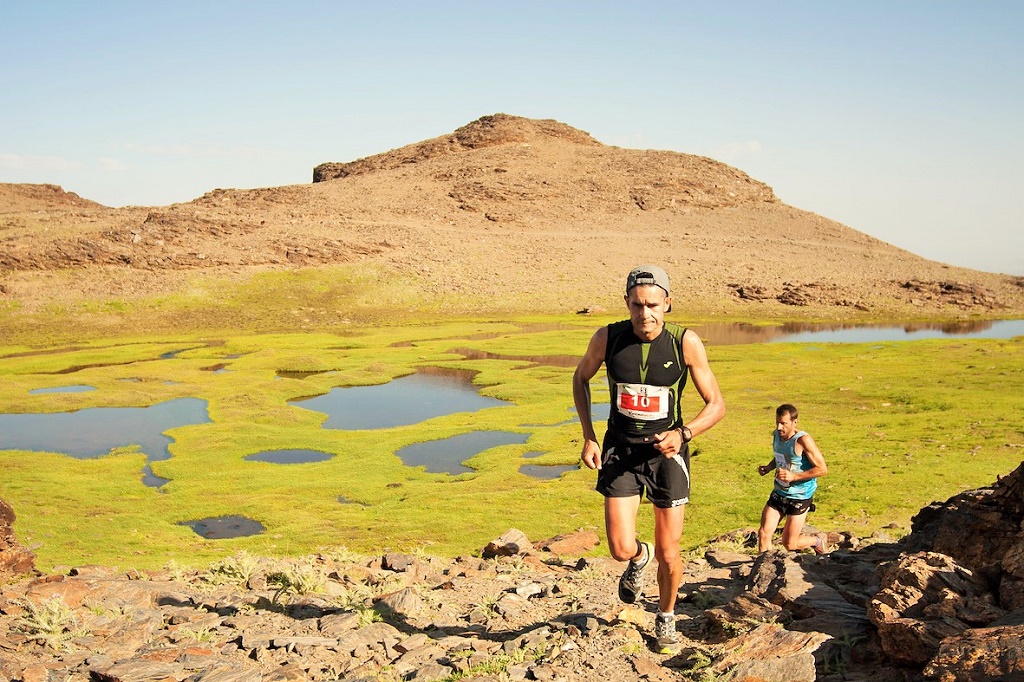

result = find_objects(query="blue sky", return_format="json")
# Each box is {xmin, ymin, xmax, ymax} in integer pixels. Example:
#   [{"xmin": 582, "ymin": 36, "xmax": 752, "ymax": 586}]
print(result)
[{"xmin": 2, "ymin": 1, "xmax": 1022, "ymax": 275}]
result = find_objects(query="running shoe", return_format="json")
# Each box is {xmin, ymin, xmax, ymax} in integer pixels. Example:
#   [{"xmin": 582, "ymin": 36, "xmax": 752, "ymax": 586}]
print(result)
[
  {"xmin": 654, "ymin": 613, "xmax": 680, "ymax": 654},
  {"xmin": 618, "ymin": 541, "xmax": 653, "ymax": 604}
]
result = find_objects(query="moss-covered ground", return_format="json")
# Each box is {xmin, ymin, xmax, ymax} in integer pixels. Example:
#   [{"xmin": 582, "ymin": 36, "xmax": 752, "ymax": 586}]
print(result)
[{"xmin": 1, "ymin": 312, "xmax": 1021, "ymax": 572}]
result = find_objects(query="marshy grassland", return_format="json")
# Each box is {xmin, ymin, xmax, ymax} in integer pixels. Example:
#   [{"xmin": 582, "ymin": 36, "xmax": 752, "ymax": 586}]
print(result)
[
  {"xmin": 1, "ymin": 312, "xmax": 1021, "ymax": 573},
  {"xmin": 4, "ymin": 125, "xmax": 1024, "ymax": 578}
]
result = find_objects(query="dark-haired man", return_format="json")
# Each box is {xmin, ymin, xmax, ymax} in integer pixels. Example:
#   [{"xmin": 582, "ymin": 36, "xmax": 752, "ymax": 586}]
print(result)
[
  {"xmin": 572, "ymin": 264, "xmax": 725, "ymax": 654},
  {"xmin": 756, "ymin": 403, "xmax": 830, "ymax": 554}
]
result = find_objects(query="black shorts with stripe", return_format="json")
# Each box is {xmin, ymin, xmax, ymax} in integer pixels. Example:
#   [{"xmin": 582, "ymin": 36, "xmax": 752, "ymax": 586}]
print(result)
[
  {"xmin": 766, "ymin": 490, "xmax": 816, "ymax": 517},
  {"xmin": 596, "ymin": 431, "xmax": 691, "ymax": 508}
]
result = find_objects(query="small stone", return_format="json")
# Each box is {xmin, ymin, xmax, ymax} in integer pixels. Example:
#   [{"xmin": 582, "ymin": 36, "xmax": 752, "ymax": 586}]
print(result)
[
  {"xmin": 382, "ymin": 552, "xmax": 416, "ymax": 572},
  {"xmin": 514, "ymin": 581, "xmax": 544, "ymax": 598},
  {"xmin": 408, "ymin": 662, "xmax": 452, "ymax": 681}
]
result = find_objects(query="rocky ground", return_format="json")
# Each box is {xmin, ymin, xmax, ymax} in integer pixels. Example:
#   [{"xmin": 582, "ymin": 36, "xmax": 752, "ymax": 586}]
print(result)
[{"xmin": 0, "ymin": 463, "xmax": 1021, "ymax": 682}]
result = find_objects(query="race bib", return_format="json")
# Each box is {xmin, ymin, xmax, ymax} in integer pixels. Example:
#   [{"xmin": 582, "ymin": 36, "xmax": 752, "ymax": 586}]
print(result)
[
  {"xmin": 774, "ymin": 449, "xmax": 791, "ymax": 487},
  {"xmin": 773, "ymin": 449, "xmax": 788, "ymax": 470},
  {"xmin": 615, "ymin": 383, "xmax": 670, "ymax": 421}
]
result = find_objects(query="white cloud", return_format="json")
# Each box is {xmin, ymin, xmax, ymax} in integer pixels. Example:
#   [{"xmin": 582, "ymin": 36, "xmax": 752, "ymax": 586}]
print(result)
[
  {"xmin": 98, "ymin": 157, "xmax": 130, "ymax": 171},
  {"xmin": 0, "ymin": 153, "xmax": 82, "ymax": 171},
  {"xmin": 712, "ymin": 140, "xmax": 763, "ymax": 160},
  {"xmin": 123, "ymin": 142, "xmax": 267, "ymax": 159}
]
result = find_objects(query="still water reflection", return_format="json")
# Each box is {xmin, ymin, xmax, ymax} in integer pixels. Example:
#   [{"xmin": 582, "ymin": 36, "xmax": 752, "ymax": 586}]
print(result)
[
  {"xmin": 519, "ymin": 463, "xmax": 578, "ymax": 479},
  {"xmin": 692, "ymin": 319, "xmax": 1024, "ymax": 345},
  {"xmin": 179, "ymin": 515, "xmax": 265, "ymax": 539},
  {"xmin": 290, "ymin": 368, "xmax": 511, "ymax": 430},
  {"xmin": 28, "ymin": 385, "xmax": 95, "ymax": 394},
  {"xmin": 449, "ymin": 347, "xmax": 579, "ymax": 368},
  {"xmin": 0, "ymin": 398, "xmax": 209, "ymax": 488},
  {"xmin": 0, "ymin": 398, "xmax": 209, "ymax": 461},
  {"xmin": 447, "ymin": 320, "xmax": 1023, "ymax": 367},
  {"xmin": 396, "ymin": 431, "xmax": 530, "ymax": 474},
  {"xmin": 142, "ymin": 465, "xmax": 171, "ymax": 489}
]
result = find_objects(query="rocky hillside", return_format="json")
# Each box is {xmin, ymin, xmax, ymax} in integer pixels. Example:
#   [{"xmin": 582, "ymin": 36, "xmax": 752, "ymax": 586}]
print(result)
[
  {"xmin": 2, "ymin": 114, "xmax": 1022, "ymax": 325},
  {"xmin": 0, "ymin": 464, "xmax": 1021, "ymax": 681}
]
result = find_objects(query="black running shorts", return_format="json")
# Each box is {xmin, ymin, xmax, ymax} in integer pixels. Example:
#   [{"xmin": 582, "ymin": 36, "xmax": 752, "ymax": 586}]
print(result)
[
  {"xmin": 766, "ymin": 490, "xmax": 816, "ymax": 517},
  {"xmin": 596, "ymin": 431, "xmax": 691, "ymax": 508}
]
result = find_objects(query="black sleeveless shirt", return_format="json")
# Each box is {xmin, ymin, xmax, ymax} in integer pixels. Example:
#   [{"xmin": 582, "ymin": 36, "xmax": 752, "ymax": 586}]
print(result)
[{"xmin": 604, "ymin": 321, "xmax": 689, "ymax": 439}]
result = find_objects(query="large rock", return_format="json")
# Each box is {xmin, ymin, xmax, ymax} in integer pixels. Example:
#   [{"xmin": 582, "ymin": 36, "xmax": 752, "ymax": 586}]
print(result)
[
  {"xmin": 848, "ymin": 464, "xmax": 1024, "ymax": 674},
  {"xmin": 868, "ymin": 551, "xmax": 1003, "ymax": 666},
  {"xmin": 744, "ymin": 550, "xmax": 874, "ymax": 643},
  {"xmin": 744, "ymin": 550, "xmax": 814, "ymax": 611},
  {"xmin": 711, "ymin": 623, "xmax": 829, "ymax": 682},
  {"xmin": 726, "ymin": 488, "xmax": 1021, "ymax": 676},
  {"xmin": 907, "ymin": 462, "xmax": 1024, "ymax": 608},
  {"xmin": 703, "ymin": 593, "xmax": 784, "ymax": 640},
  {"xmin": 0, "ymin": 498, "xmax": 36, "ymax": 580},
  {"xmin": 922, "ymin": 624, "xmax": 1024, "ymax": 681}
]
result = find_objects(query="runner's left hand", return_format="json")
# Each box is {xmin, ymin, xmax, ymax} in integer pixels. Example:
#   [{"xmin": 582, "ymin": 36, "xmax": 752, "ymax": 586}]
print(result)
[{"xmin": 653, "ymin": 429, "xmax": 682, "ymax": 457}]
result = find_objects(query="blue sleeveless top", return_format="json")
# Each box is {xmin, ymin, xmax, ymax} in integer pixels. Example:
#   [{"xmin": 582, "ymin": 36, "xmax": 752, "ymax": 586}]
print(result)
[{"xmin": 773, "ymin": 429, "xmax": 816, "ymax": 499}]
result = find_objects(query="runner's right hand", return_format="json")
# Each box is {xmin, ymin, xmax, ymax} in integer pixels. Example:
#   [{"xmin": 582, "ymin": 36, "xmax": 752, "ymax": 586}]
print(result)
[{"xmin": 581, "ymin": 439, "xmax": 602, "ymax": 470}]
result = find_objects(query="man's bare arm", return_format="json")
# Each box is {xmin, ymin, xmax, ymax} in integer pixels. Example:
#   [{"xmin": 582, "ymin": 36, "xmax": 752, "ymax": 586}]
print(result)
[
  {"xmin": 788, "ymin": 434, "xmax": 828, "ymax": 482},
  {"xmin": 573, "ymin": 327, "xmax": 608, "ymax": 469},
  {"xmin": 681, "ymin": 329, "xmax": 726, "ymax": 437}
]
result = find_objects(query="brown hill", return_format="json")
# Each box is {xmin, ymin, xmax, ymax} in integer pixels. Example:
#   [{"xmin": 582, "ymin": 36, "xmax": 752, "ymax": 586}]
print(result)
[{"xmin": 2, "ymin": 113, "xmax": 1022, "ymax": 329}]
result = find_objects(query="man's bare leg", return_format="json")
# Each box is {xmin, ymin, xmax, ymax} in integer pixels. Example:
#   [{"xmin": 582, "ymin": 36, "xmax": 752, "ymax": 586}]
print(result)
[
  {"xmin": 758, "ymin": 505, "xmax": 783, "ymax": 552},
  {"xmin": 605, "ymin": 495, "xmax": 642, "ymax": 561},
  {"xmin": 780, "ymin": 511, "xmax": 820, "ymax": 551},
  {"xmin": 652, "ymin": 505, "xmax": 685, "ymax": 613}
]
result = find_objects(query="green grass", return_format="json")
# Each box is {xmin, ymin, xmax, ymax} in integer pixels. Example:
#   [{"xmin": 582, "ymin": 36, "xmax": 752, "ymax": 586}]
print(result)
[{"xmin": 0, "ymin": 318, "xmax": 1021, "ymax": 572}]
